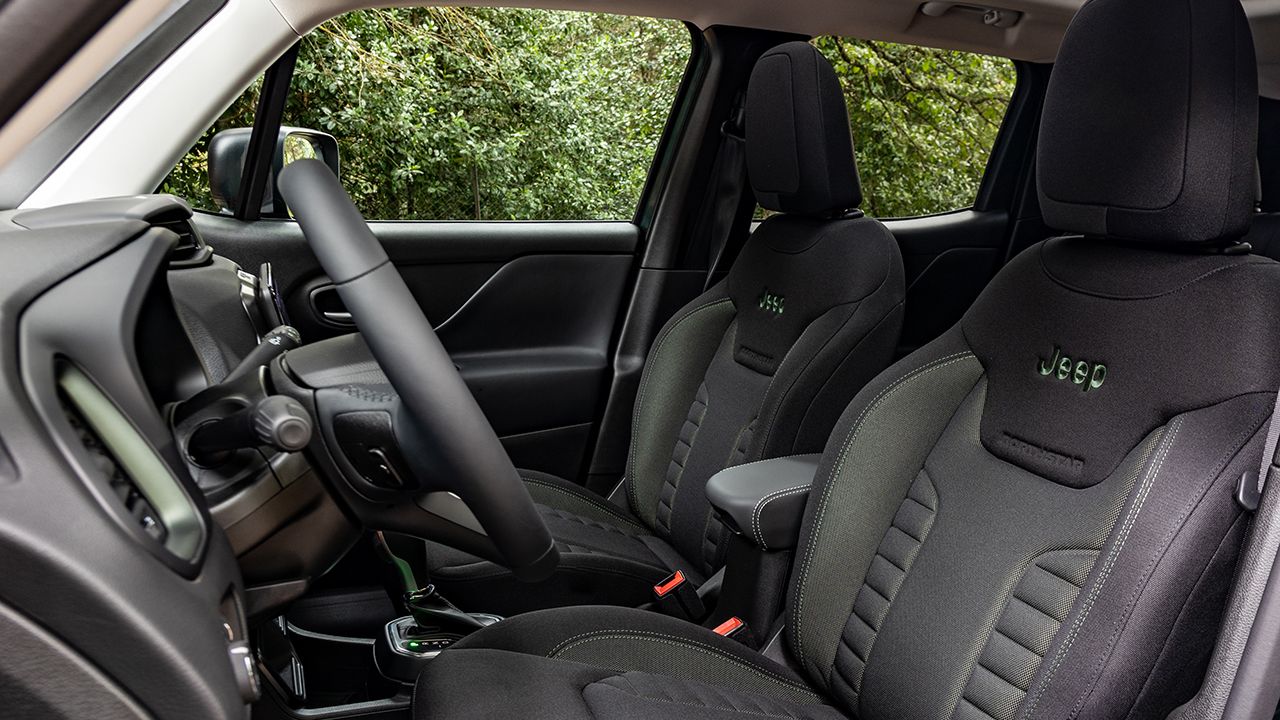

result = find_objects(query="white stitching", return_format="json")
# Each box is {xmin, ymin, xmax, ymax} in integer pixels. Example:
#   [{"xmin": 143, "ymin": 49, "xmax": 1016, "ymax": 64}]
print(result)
[
  {"xmin": 522, "ymin": 477, "xmax": 647, "ymax": 533},
  {"xmin": 628, "ymin": 298, "xmax": 736, "ymax": 518},
  {"xmin": 752, "ymin": 483, "xmax": 813, "ymax": 552},
  {"xmin": 1019, "ymin": 418, "xmax": 1181, "ymax": 720},
  {"xmin": 792, "ymin": 351, "xmax": 976, "ymax": 664},
  {"xmin": 549, "ymin": 630, "xmax": 822, "ymax": 699},
  {"xmin": 594, "ymin": 688, "xmax": 834, "ymax": 718},
  {"xmin": 659, "ymin": 386, "xmax": 712, "ymax": 534}
]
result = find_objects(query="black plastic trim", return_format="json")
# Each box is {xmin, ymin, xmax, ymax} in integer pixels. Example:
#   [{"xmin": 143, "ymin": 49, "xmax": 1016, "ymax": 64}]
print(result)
[{"xmin": 237, "ymin": 43, "xmax": 300, "ymax": 221}]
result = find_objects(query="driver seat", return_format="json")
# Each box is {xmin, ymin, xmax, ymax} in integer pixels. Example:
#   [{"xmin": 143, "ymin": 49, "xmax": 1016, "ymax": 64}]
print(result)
[
  {"xmin": 413, "ymin": 0, "xmax": 1273, "ymax": 717},
  {"xmin": 416, "ymin": 42, "xmax": 906, "ymax": 616}
]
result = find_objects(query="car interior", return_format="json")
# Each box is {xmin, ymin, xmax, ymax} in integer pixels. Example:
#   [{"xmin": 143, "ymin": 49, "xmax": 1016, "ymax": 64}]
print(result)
[{"xmin": 4, "ymin": 0, "xmax": 1280, "ymax": 718}]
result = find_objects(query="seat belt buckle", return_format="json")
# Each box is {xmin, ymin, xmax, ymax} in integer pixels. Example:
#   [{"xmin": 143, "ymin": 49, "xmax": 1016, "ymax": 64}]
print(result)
[
  {"xmin": 652, "ymin": 570, "xmax": 706, "ymax": 621},
  {"xmin": 711, "ymin": 616, "xmax": 755, "ymax": 646}
]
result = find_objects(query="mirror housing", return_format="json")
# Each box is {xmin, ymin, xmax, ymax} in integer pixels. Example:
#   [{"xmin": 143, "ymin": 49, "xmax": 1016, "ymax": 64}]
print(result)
[{"xmin": 208, "ymin": 126, "xmax": 340, "ymax": 216}]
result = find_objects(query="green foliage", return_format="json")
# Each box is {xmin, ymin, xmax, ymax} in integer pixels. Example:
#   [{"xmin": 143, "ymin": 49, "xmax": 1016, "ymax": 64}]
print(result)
[
  {"xmin": 160, "ymin": 9, "xmax": 1015, "ymax": 221},
  {"xmin": 814, "ymin": 37, "xmax": 1016, "ymax": 218},
  {"xmin": 162, "ymin": 78, "xmax": 258, "ymax": 212},
  {"xmin": 162, "ymin": 8, "xmax": 689, "ymax": 220}
]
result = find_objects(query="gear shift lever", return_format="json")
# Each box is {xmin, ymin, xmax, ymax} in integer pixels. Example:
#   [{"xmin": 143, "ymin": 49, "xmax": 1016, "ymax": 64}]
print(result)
[
  {"xmin": 404, "ymin": 585, "xmax": 491, "ymax": 635},
  {"xmin": 372, "ymin": 534, "xmax": 501, "ymax": 682}
]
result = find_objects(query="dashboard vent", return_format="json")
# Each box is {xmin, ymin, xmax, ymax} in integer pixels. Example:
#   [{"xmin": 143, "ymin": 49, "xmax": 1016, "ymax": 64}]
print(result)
[
  {"xmin": 60, "ymin": 397, "xmax": 169, "ymax": 545},
  {"xmin": 156, "ymin": 217, "xmax": 213, "ymax": 268}
]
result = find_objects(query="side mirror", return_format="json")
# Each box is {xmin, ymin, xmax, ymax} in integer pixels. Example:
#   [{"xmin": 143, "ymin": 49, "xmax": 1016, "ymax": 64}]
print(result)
[{"xmin": 208, "ymin": 126, "xmax": 340, "ymax": 216}]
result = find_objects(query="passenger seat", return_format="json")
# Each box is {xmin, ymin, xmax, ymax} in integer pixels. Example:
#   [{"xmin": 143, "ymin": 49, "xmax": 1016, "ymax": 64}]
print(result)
[{"xmin": 419, "ymin": 41, "xmax": 907, "ymax": 616}]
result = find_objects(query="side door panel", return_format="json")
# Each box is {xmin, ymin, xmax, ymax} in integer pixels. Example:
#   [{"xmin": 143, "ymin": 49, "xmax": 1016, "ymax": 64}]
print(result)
[
  {"xmin": 196, "ymin": 213, "xmax": 637, "ymax": 480},
  {"xmin": 885, "ymin": 209, "xmax": 1009, "ymax": 355}
]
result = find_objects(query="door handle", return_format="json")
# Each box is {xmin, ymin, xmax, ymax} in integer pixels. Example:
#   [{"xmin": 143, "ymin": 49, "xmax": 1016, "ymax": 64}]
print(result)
[{"xmin": 309, "ymin": 284, "xmax": 356, "ymax": 328}]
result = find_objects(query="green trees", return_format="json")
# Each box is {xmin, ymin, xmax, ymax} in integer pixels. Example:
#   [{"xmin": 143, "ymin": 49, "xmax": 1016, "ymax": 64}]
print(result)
[
  {"xmin": 815, "ymin": 37, "xmax": 1015, "ymax": 217},
  {"xmin": 161, "ymin": 9, "xmax": 1015, "ymax": 222}
]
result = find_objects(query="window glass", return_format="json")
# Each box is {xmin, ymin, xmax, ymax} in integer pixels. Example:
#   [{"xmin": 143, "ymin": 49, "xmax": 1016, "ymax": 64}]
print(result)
[
  {"xmin": 812, "ymin": 38, "xmax": 1016, "ymax": 218},
  {"xmin": 160, "ymin": 79, "xmax": 259, "ymax": 212},
  {"xmin": 161, "ymin": 8, "xmax": 691, "ymax": 220}
]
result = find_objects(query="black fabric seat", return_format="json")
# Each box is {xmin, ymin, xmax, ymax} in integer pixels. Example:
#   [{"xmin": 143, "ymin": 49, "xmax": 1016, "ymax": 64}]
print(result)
[
  {"xmin": 413, "ymin": 0, "xmax": 1276, "ymax": 717},
  {"xmin": 421, "ymin": 42, "xmax": 906, "ymax": 616}
]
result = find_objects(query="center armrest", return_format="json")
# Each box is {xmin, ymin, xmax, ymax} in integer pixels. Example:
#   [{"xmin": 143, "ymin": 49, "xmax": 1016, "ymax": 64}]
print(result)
[{"xmin": 705, "ymin": 454, "xmax": 821, "ymax": 551}]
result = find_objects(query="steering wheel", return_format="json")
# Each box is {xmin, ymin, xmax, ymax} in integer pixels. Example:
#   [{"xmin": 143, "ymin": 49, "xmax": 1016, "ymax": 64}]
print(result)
[{"xmin": 277, "ymin": 159, "xmax": 558, "ymax": 582}]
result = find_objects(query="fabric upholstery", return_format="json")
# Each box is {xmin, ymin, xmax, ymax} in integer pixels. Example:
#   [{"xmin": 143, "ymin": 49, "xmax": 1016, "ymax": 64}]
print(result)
[
  {"xmin": 415, "ymin": 2, "xmax": 1275, "ymax": 719},
  {"xmin": 746, "ymin": 41, "xmax": 861, "ymax": 215},
  {"xmin": 967, "ymin": 238, "xmax": 1280, "ymax": 488},
  {"xmin": 628, "ymin": 213, "xmax": 903, "ymax": 577},
  {"xmin": 1037, "ymin": 0, "xmax": 1257, "ymax": 244},
  {"xmin": 425, "ymin": 471, "xmax": 699, "ymax": 616},
  {"xmin": 784, "ymin": 227, "xmax": 1280, "ymax": 718},
  {"xmin": 415, "ymin": 607, "xmax": 836, "ymax": 719},
  {"xmin": 420, "ymin": 41, "xmax": 904, "ymax": 613},
  {"xmin": 416, "ymin": 649, "xmax": 843, "ymax": 720}
]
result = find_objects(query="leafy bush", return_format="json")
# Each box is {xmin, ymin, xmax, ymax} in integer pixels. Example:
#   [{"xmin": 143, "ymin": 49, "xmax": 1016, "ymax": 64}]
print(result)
[
  {"xmin": 161, "ymin": 8, "xmax": 1015, "ymax": 221},
  {"xmin": 815, "ymin": 37, "xmax": 1015, "ymax": 218}
]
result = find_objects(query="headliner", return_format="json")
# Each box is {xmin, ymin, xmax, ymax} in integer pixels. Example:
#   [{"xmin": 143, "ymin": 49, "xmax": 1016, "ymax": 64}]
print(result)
[{"xmin": 274, "ymin": 0, "xmax": 1280, "ymax": 93}]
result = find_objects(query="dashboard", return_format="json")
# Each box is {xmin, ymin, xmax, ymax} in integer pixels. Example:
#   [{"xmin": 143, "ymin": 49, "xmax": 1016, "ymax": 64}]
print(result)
[{"xmin": 0, "ymin": 195, "xmax": 350, "ymax": 719}]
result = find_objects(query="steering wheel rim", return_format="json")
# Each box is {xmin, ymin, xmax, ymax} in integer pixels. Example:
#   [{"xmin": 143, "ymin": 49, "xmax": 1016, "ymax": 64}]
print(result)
[{"xmin": 278, "ymin": 158, "xmax": 558, "ymax": 582}]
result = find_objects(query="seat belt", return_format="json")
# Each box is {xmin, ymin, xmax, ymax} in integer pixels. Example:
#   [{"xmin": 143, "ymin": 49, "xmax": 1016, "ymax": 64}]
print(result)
[
  {"xmin": 1236, "ymin": 391, "xmax": 1280, "ymax": 511},
  {"xmin": 693, "ymin": 92, "xmax": 752, "ymax": 291}
]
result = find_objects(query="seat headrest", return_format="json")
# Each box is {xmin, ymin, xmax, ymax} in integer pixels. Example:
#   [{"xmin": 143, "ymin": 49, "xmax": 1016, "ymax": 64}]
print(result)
[
  {"xmin": 746, "ymin": 42, "xmax": 862, "ymax": 216},
  {"xmin": 1037, "ymin": 0, "xmax": 1258, "ymax": 245}
]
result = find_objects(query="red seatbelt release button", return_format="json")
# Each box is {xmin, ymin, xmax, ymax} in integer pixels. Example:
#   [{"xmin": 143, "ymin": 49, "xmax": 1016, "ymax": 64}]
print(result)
[
  {"xmin": 653, "ymin": 570, "xmax": 686, "ymax": 598},
  {"xmin": 713, "ymin": 616, "xmax": 745, "ymax": 637}
]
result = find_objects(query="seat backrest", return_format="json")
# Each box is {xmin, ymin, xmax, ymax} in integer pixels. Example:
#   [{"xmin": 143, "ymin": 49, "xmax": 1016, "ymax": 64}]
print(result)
[
  {"xmin": 624, "ymin": 42, "xmax": 906, "ymax": 575},
  {"xmin": 782, "ymin": 1, "xmax": 1277, "ymax": 719}
]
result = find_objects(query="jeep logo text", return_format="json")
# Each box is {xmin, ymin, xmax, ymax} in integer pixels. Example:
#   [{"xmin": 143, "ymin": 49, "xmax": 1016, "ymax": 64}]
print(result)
[
  {"xmin": 1037, "ymin": 346, "xmax": 1106, "ymax": 392},
  {"xmin": 758, "ymin": 289, "xmax": 785, "ymax": 315}
]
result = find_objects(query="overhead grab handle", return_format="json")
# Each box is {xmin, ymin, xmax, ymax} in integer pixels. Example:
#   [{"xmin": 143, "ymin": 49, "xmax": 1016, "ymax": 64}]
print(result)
[{"xmin": 919, "ymin": 2, "xmax": 1023, "ymax": 28}]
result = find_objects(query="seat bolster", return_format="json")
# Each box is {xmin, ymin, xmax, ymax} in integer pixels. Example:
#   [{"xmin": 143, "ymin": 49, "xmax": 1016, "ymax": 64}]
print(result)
[
  {"xmin": 583, "ymin": 672, "xmax": 847, "ymax": 720},
  {"xmin": 415, "ymin": 648, "xmax": 845, "ymax": 720},
  {"xmin": 415, "ymin": 648, "xmax": 613, "ymax": 720},
  {"xmin": 626, "ymin": 287, "xmax": 737, "ymax": 528},
  {"xmin": 520, "ymin": 469, "xmax": 647, "ymax": 532},
  {"xmin": 787, "ymin": 327, "xmax": 983, "ymax": 682},
  {"xmin": 451, "ymin": 605, "xmax": 822, "ymax": 704}
]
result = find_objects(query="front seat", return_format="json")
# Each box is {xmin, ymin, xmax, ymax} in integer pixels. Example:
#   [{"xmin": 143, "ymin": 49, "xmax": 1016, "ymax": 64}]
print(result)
[
  {"xmin": 412, "ymin": 0, "xmax": 1274, "ymax": 717},
  {"xmin": 418, "ymin": 41, "xmax": 906, "ymax": 616}
]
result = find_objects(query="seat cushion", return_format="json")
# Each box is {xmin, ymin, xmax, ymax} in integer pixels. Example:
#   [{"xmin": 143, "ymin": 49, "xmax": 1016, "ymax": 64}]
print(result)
[
  {"xmin": 415, "ymin": 606, "xmax": 843, "ymax": 720},
  {"xmin": 423, "ymin": 471, "xmax": 701, "ymax": 616}
]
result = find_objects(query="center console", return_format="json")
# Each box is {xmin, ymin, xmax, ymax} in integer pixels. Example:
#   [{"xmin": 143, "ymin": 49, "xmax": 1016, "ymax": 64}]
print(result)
[{"xmin": 702, "ymin": 454, "xmax": 820, "ymax": 644}]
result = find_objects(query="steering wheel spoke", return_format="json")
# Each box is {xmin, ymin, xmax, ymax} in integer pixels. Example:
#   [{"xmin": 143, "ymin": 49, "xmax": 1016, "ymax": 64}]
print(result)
[{"xmin": 277, "ymin": 159, "xmax": 558, "ymax": 582}]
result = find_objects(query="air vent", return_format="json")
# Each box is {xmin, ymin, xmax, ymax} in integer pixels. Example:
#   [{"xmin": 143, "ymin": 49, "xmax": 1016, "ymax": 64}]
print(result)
[
  {"xmin": 56, "ymin": 364, "xmax": 202, "ymax": 562},
  {"xmin": 155, "ymin": 217, "xmax": 213, "ymax": 268},
  {"xmin": 60, "ymin": 398, "xmax": 169, "ymax": 545}
]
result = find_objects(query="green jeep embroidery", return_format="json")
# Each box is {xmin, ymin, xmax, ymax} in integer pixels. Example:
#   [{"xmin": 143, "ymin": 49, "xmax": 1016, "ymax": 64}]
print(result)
[{"xmin": 1038, "ymin": 346, "xmax": 1106, "ymax": 392}]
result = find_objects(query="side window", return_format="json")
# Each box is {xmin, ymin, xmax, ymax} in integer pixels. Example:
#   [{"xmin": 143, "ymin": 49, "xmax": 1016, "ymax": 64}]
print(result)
[
  {"xmin": 160, "ymin": 81, "xmax": 259, "ymax": 212},
  {"xmin": 812, "ymin": 38, "xmax": 1017, "ymax": 219},
  {"xmin": 161, "ymin": 8, "xmax": 691, "ymax": 221}
]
